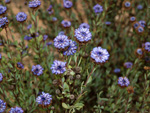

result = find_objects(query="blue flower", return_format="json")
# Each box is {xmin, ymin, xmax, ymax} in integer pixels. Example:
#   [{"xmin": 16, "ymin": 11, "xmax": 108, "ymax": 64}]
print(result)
[
  {"xmin": 58, "ymin": 31, "xmax": 65, "ymax": 35},
  {"xmin": 130, "ymin": 16, "xmax": 136, "ymax": 22},
  {"xmin": 75, "ymin": 28, "xmax": 92, "ymax": 43},
  {"xmin": 46, "ymin": 42, "xmax": 52, "ymax": 46},
  {"xmin": 16, "ymin": 12, "xmax": 27, "ymax": 22},
  {"xmin": 32, "ymin": 65, "xmax": 44, "ymax": 76},
  {"xmin": 24, "ymin": 35, "xmax": 33, "ymax": 41},
  {"xmin": 63, "ymin": 1, "xmax": 73, "ymax": 9},
  {"xmin": 137, "ymin": 26, "xmax": 144, "ymax": 33},
  {"xmin": 124, "ymin": 62, "xmax": 133, "ymax": 68},
  {"xmin": 114, "ymin": 68, "xmax": 121, "ymax": 73},
  {"xmin": 139, "ymin": 20, "xmax": 146, "ymax": 28},
  {"xmin": 0, "ymin": 54, "xmax": 2, "ymax": 60},
  {"xmin": 63, "ymin": 40, "xmax": 77, "ymax": 56},
  {"xmin": 36, "ymin": 92, "xmax": 52, "ymax": 107},
  {"xmin": 61, "ymin": 20, "xmax": 71, "ymax": 28},
  {"xmin": 43, "ymin": 35, "xmax": 48, "ymax": 41},
  {"xmin": 52, "ymin": 17, "xmax": 57, "ymax": 22},
  {"xmin": 0, "ymin": 17, "xmax": 8, "ymax": 28},
  {"xmin": 137, "ymin": 5, "xmax": 143, "ymax": 10},
  {"xmin": 54, "ymin": 35, "xmax": 69, "ymax": 50},
  {"xmin": 124, "ymin": 1, "xmax": 131, "ymax": 8},
  {"xmin": 28, "ymin": 0, "xmax": 41, "ymax": 9},
  {"xmin": 79, "ymin": 23, "xmax": 90, "ymax": 29},
  {"xmin": 144, "ymin": 42, "xmax": 150, "ymax": 52},
  {"xmin": 51, "ymin": 60, "xmax": 66, "ymax": 74},
  {"xmin": 47, "ymin": 5, "xmax": 53, "ymax": 11},
  {"xmin": 93, "ymin": 4, "xmax": 103, "ymax": 14},
  {"xmin": 17, "ymin": 62, "xmax": 24, "ymax": 69},
  {"xmin": 91, "ymin": 47, "xmax": 109, "ymax": 64},
  {"xmin": 133, "ymin": 22, "xmax": 139, "ymax": 29},
  {"xmin": 0, "ymin": 73, "xmax": 3, "ymax": 82},
  {"xmin": 9, "ymin": 106, "xmax": 23, "ymax": 113},
  {"xmin": 0, "ymin": 99, "xmax": 6, "ymax": 112},
  {"xmin": 27, "ymin": 24, "xmax": 32, "ymax": 30},
  {"xmin": 118, "ymin": 77, "xmax": 130, "ymax": 87},
  {"xmin": 0, "ymin": 5, "xmax": 7, "ymax": 15},
  {"xmin": 136, "ymin": 48, "xmax": 143, "ymax": 55},
  {"xmin": 5, "ymin": 0, "xmax": 11, "ymax": 4},
  {"xmin": 105, "ymin": 21, "xmax": 111, "ymax": 25}
]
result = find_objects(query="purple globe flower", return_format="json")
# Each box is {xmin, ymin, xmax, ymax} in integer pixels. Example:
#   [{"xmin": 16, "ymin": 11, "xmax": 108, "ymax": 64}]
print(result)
[
  {"xmin": 52, "ymin": 17, "xmax": 57, "ymax": 22},
  {"xmin": 17, "ymin": 62, "xmax": 24, "ymax": 69},
  {"xmin": 58, "ymin": 31, "xmax": 65, "ymax": 35},
  {"xmin": 114, "ymin": 68, "xmax": 121, "ymax": 73},
  {"xmin": 28, "ymin": 0, "xmax": 41, "ymax": 9},
  {"xmin": 90, "ymin": 47, "xmax": 109, "ymax": 64},
  {"xmin": 137, "ymin": 26, "xmax": 144, "ymax": 33},
  {"xmin": 105, "ymin": 21, "xmax": 111, "ymax": 25},
  {"xmin": 124, "ymin": 1, "xmax": 131, "ymax": 8},
  {"xmin": 75, "ymin": 28, "xmax": 92, "ymax": 43},
  {"xmin": 0, "ymin": 73, "xmax": 3, "ymax": 82},
  {"xmin": 27, "ymin": 24, "xmax": 32, "ymax": 30},
  {"xmin": 130, "ymin": 16, "xmax": 136, "ymax": 22},
  {"xmin": 63, "ymin": 1, "xmax": 73, "ymax": 9},
  {"xmin": 50, "ymin": 60, "xmax": 66, "ymax": 75},
  {"xmin": 16, "ymin": 12, "xmax": 27, "ymax": 22},
  {"xmin": 124, "ymin": 62, "xmax": 133, "ymax": 68},
  {"xmin": 144, "ymin": 42, "xmax": 150, "ymax": 52},
  {"xmin": 36, "ymin": 92, "xmax": 52, "ymax": 107},
  {"xmin": 54, "ymin": 35, "xmax": 69, "ymax": 50},
  {"xmin": 118, "ymin": 77, "xmax": 130, "ymax": 87},
  {"xmin": 79, "ymin": 23, "xmax": 90, "ymax": 29},
  {"xmin": 0, "ymin": 99, "xmax": 6, "ymax": 112},
  {"xmin": 31, "ymin": 65, "xmax": 44, "ymax": 76},
  {"xmin": 5, "ymin": 0, "xmax": 11, "ymax": 4},
  {"xmin": 93, "ymin": 4, "xmax": 103, "ymax": 14},
  {"xmin": 9, "ymin": 107, "xmax": 23, "ymax": 113},
  {"xmin": 63, "ymin": 40, "xmax": 77, "ymax": 56},
  {"xmin": 0, "ymin": 5, "xmax": 7, "ymax": 15},
  {"xmin": 0, "ymin": 17, "xmax": 8, "ymax": 28},
  {"xmin": 133, "ymin": 22, "xmax": 139, "ymax": 29},
  {"xmin": 136, "ymin": 48, "xmax": 143, "ymax": 55},
  {"xmin": 139, "ymin": 20, "xmax": 146, "ymax": 28},
  {"xmin": 43, "ymin": 35, "xmax": 48, "ymax": 41},
  {"xmin": 137, "ymin": 5, "xmax": 143, "ymax": 10},
  {"xmin": 61, "ymin": 20, "xmax": 71, "ymax": 28},
  {"xmin": 24, "ymin": 35, "xmax": 33, "ymax": 41}
]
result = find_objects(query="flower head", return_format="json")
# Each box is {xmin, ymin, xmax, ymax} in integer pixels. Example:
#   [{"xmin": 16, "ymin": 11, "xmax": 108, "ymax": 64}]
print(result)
[
  {"xmin": 139, "ymin": 20, "xmax": 146, "ymax": 28},
  {"xmin": 90, "ymin": 47, "xmax": 109, "ymax": 64},
  {"xmin": 28, "ymin": 0, "xmax": 41, "ymax": 9},
  {"xmin": 79, "ymin": 23, "xmax": 90, "ymax": 29},
  {"xmin": 51, "ymin": 60, "xmax": 66, "ymax": 74},
  {"xmin": 135, "ymin": 48, "xmax": 143, "ymax": 57},
  {"xmin": 133, "ymin": 22, "xmax": 139, "ymax": 29},
  {"xmin": 54, "ymin": 35, "xmax": 69, "ymax": 50},
  {"xmin": 58, "ymin": 31, "xmax": 65, "ymax": 35},
  {"xmin": 137, "ymin": 5, "xmax": 143, "ymax": 10},
  {"xmin": 43, "ymin": 35, "xmax": 48, "ymax": 41},
  {"xmin": 61, "ymin": 20, "xmax": 71, "ymax": 28},
  {"xmin": 24, "ymin": 35, "xmax": 33, "ymax": 41},
  {"xmin": 144, "ymin": 42, "xmax": 150, "ymax": 52},
  {"xmin": 27, "ymin": 24, "xmax": 32, "ymax": 30},
  {"xmin": 136, "ymin": 26, "xmax": 144, "ymax": 34},
  {"xmin": 114, "ymin": 68, "xmax": 121, "ymax": 73},
  {"xmin": 118, "ymin": 77, "xmax": 130, "ymax": 87},
  {"xmin": 0, "ymin": 54, "xmax": 2, "ymax": 60},
  {"xmin": 52, "ymin": 17, "xmax": 57, "ymax": 22},
  {"xmin": 0, "ymin": 73, "xmax": 3, "ymax": 82},
  {"xmin": 0, "ymin": 17, "xmax": 8, "ymax": 28},
  {"xmin": 130, "ymin": 16, "xmax": 136, "ymax": 22},
  {"xmin": 5, "ymin": 0, "xmax": 11, "ymax": 4},
  {"xmin": 124, "ymin": 1, "xmax": 131, "ymax": 8},
  {"xmin": 105, "ymin": 21, "xmax": 111, "ymax": 25},
  {"xmin": 124, "ymin": 62, "xmax": 133, "ymax": 68},
  {"xmin": 31, "ymin": 65, "xmax": 44, "ymax": 76},
  {"xmin": 16, "ymin": 12, "xmax": 27, "ymax": 22},
  {"xmin": 36, "ymin": 92, "xmax": 52, "ymax": 107},
  {"xmin": 9, "ymin": 107, "xmax": 24, "ymax": 113},
  {"xmin": 17, "ymin": 62, "xmax": 24, "ymax": 69},
  {"xmin": 74, "ymin": 28, "xmax": 92, "ymax": 43},
  {"xmin": 93, "ymin": 4, "xmax": 103, "ymax": 14},
  {"xmin": 63, "ymin": 1, "xmax": 73, "ymax": 9},
  {"xmin": 46, "ymin": 42, "xmax": 52, "ymax": 46},
  {"xmin": 0, "ymin": 99, "xmax": 6, "ymax": 112},
  {"xmin": 63, "ymin": 40, "xmax": 77, "ymax": 56},
  {"xmin": 0, "ymin": 5, "xmax": 7, "ymax": 15}
]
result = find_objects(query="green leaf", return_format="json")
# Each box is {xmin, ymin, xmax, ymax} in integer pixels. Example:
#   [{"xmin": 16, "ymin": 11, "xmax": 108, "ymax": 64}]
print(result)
[
  {"xmin": 87, "ymin": 76, "xmax": 92, "ymax": 84},
  {"xmin": 62, "ymin": 103, "xmax": 70, "ymax": 109}
]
